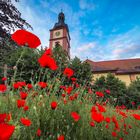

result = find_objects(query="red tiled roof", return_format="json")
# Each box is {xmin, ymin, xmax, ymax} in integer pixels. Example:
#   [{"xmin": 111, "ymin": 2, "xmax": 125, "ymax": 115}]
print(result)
[{"xmin": 86, "ymin": 58, "xmax": 140, "ymax": 74}]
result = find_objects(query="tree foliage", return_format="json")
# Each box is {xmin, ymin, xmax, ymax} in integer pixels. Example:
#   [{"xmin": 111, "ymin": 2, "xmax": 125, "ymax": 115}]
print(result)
[
  {"xmin": 52, "ymin": 43, "xmax": 69, "ymax": 72},
  {"xmin": 0, "ymin": 0, "xmax": 32, "ymax": 80},
  {"xmin": 69, "ymin": 57, "xmax": 92, "ymax": 85},
  {"xmin": 0, "ymin": 0, "xmax": 32, "ymax": 39},
  {"xmin": 126, "ymin": 77, "xmax": 140, "ymax": 108},
  {"xmin": 93, "ymin": 73, "xmax": 128, "ymax": 106},
  {"xmin": 6, "ymin": 47, "xmax": 40, "ymax": 83}
]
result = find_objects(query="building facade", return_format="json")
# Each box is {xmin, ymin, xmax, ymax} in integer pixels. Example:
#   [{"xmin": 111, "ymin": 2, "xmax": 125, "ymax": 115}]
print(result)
[{"xmin": 86, "ymin": 59, "xmax": 140, "ymax": 86}]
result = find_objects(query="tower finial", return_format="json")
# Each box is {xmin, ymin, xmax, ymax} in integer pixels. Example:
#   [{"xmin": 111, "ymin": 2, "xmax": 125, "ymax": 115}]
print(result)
[
  {"xmin": 58, "ymin": 11, "xmax": 65, "ymax": 23},
  {"xmin": 61, "ymin": 9, "xmax": 63, "ymax": 12}
]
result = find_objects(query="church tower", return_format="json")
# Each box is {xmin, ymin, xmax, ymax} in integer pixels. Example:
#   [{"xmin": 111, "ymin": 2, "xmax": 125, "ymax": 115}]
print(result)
[{"xmin": 49, "ymin": 12, "xmax": 71, "ymax": 57}]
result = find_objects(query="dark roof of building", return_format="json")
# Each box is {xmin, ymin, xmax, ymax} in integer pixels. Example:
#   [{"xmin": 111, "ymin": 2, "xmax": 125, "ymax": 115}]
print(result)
[{"xmin": 86, "ymin": 58, "xmax": 140, "ymax": 74}]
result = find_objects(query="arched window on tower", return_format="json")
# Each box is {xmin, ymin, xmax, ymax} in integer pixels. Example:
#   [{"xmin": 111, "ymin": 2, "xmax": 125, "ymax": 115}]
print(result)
[
  {"xmin": 135, "ymin": 66, "xmax": 140, "ymax": 70},
  {"xmin": 55, "ymin": 41, "xmax": 60, "ymax": 49}
]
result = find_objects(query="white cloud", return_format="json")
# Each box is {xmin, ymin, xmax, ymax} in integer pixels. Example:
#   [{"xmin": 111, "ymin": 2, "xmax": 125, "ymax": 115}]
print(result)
[
  {"xmin": 78, "ymin": 42, "xmax": 96, "ymax": 51},
  {"xmin": 71, "ymin": 41, "xmax": 98, "ymax": 60},
  {"xmin": 13, "ymin": 1, "xmax": 54, "ymax": 47},
  {"xmin": 79, "ymin": 0, "xmax": 96, "ymax": 10},
  {"xmin": 71, "ymin": 26, "xmax": 140, "ymax": 61},
  {"xmin": 106, "ymin": 26, "xmax": 140, "ymax": 59}
]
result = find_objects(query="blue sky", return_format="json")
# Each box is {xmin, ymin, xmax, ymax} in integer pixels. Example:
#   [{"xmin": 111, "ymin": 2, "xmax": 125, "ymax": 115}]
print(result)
[{"xmin": 14, "ymin": 0, "xmax": 140, "ymax": 61}]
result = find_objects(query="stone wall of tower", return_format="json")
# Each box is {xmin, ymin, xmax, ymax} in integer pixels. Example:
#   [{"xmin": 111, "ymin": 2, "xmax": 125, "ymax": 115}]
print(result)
[{"xmin": 49, "ymin": 12, "xmax": 70, "ymax": 58}]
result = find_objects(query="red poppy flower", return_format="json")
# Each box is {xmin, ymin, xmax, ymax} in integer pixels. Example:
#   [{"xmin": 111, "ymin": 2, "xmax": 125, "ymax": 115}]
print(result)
[
  {"xmin": 75, "ymin": 83, "xmax": 80, "ymax": 88},
  {"xmin": 71, "ymin": 112, "xmax": 80, "ymax": 122},
  {"xmin": 2, "ymin": 77, "xmax": 7, "ymax": 81},
  {"xmin": 60, "ymin": 85, "xmax": 66, "ymax": 90},
  {"xmin": 57, "ymin": 135, "xmax": 65, "ymax": 140},
  {"xmin": 112, "ymin": 132, "xmax": 117, "ymax": 137},
  {"xmin": 17, "ymin": 100, "xmax": 25, "ymax": 108},
  {"xmin": 90, "ymin": 121, "xmax": 95, "ymax": 127},
  {"xmin": 65, "ymin": 86, "xmax": 73, "ymax": 95},
  {"xmin": 119, "ymin": 111, "xmax": 127, "ymax": 118},
  {"xmin": 20, "ymin": 92, "xmax": 28, "ymax": 100},
  {"xmin": 0, "ymin": 84, "xmax": 7, "ymax": 93},
  {"xmin": 88, "ymin": 88, "xmax": 93, "ymax": 94},
  {"xmin": 69, "ymin": 95, "xmax": 75, "ymax": 101},
  {"xmin": 105, "ymin": 117, "xmax": 111, "ymax": 123},
  {"xmin": 44, "ymin": 48, "xmax": 52, "ymax": 55},
  {"xmin": 23, "ymin": 106, "xmax": 29, "ymax": 111},
  {"xmin": 38, "ymin": 54, "xmax": 58, "ymax": 70},
  {"xmin": 91, "ymin": 106, "xmax": 97, "ymax": 112},
  {"xmin": 71, "ymin": 77, "xmax": 77, "ymax": 81},
  {"xmin": 105, "ymin": 124, "xmax": 109, "ymax": 129},
  {"xmin": 13, "ymin": 83, "xmax": 20, "ymax": 89},
  {"xmin": 105, "ymin": 89, "xmax": 110, "ymax": 94},
  {"xmin": 13, "ymin": 82, "xmax": 26, "ymax": 89},
  {"xmin": 132, "ymin": 114, "xmax": 140, "ymax": 120},
  {"xmin": 112, "ymin": 116, "xmax": 119, "ymax": 129},
  {"xmin": 38, "ymin": 82, "xmax": 47, "ymax": 88},
  {"xmin": 51, "ymin": 101, "xmax": 57, "ymax": 110},
  {"xmin": 91, "ymin": 112, "xmax": 104, "ymax": 123},
  {"xmin": 0, "ymin": 114, "xmax": 11, "ymax": 124},
  {"xmin": 132, "ymin": 101, "xmax": 135, "ymax": 105},
  {"xmin": 36, "ymin": 128, "xmax": 41, "ymax": 136},
  {"xmin": 61, "ymin": 93, "xmax": 66, "ymax": 97},
  {"xmin": 63, "ymin": 99, "xmax": 67, "ymax": 104},
  {"xmin": 0, "ymin": 123, "xmax": 15, "ymax": 140},
  {"xmin": 96, "ymin": 104, "xmax": 106, "ymax": 112},
  {"xmin": 95, "ymin": 91, "xmax": 104, "ymax": 97},
  {"xmin": 11, "ymin": 30, "xmax": 41, "ymax": 48},
  {"xmin": 0, "ymin": 114, "xmax": 7, "ymax": 124},
  {"xmin": 20, "ymin": 118, "xmax": 32, "ymax": 126},
  {"xmin": 26, "ymin": 84, "xmax": 33, "ymax": 89},
  {"xmin": 63, "ymin": 68, "xmax": 74, "ymax": 78},
  {"xmin": 123, "ymin": 123, "xmax": 127, "ymax": 129},
  {"xmin": 128, "ymin": 125, "xmax": 132, "ymax": 129},
  {"xmin": 73, "ymin": 93, "xmax": 78, "ymax": 99}
]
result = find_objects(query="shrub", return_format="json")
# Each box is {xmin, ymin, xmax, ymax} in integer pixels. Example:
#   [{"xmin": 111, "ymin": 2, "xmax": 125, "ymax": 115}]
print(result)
[
  {"xmin": 93, "ymin": 73, "xmax": 128, "ymax": 106},
  {"xmin": 127, "ymin": 77, "xmax": 140, "ymax": 108},
  {"xmin": 69, "ymin": 57, "xmax": 92, "ymax": 85}
]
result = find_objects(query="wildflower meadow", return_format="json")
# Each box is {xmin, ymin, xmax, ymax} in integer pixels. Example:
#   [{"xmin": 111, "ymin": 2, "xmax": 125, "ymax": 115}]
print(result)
[{"xmin": 1, "ymin": 30, "xmax": 140, "ymax": 140}]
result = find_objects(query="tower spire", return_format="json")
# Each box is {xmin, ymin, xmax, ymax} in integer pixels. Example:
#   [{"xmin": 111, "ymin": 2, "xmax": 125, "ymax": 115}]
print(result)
[{"xmin": 58, "ymin": 11, "xmax": 65, "ymax": 23}]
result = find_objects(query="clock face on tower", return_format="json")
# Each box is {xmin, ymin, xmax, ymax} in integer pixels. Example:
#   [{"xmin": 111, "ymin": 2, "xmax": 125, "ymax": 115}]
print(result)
[{"xmin": 55, "ymin": 31, "xmax": 60, "ymax": 36}]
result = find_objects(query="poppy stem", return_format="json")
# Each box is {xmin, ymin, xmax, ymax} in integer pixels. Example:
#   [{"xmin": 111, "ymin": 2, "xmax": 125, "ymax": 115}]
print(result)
[{"xmin": 12, "ymin": 48, "xmax": 25, "ymax": 83}]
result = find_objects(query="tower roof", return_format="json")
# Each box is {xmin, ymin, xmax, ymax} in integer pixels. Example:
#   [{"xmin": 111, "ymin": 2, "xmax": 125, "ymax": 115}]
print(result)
[{"xmin": 53, "ymin": 12, "xmax": 69, "ymax": 32}]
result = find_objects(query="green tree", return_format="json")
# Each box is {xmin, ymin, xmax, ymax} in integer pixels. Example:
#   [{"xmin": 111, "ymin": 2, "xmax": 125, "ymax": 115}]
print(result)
[
  {"xmin": 93, "ymin": 75, "xmax": 106, "ymax": 91},
  {"xmin": 6, "ymin": 47, "xmax": 40, "ymax": 83},
  {"xmin": 105, "ymin": 73, "xmax": 127, "ymax": 106},
  {"xmin": 93, "ymin": 73, "xmax": 127, "ymax": 106},
  {"xmin": 52, "ymin": 43, "xmax": 69, "ymax": 72},
  {"xmin": 69, "ymin": 57, "xmax": 92, "ymax": 85},
  {"xmin": 0, "ymin": 0, "xmax": 32, "ymax": 80},
  {"xmin": 0, "ymin": 0, "xmax": 32, "ymax": 39},
  {"xmin": 127, "ymin": 77, "xmax": 140, "ymax": 108}
]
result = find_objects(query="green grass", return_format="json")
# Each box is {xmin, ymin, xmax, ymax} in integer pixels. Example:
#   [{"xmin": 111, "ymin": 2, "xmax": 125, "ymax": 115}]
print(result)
[{"xmin": 1, "ymin": 83, "xmax": 140, "ymax": 140}]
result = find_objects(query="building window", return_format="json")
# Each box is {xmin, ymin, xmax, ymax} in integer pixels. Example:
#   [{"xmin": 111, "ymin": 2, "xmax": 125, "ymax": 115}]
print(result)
[
  {"xmin": 135, "ymin": 66, "xmax": 140, "ymax": 69},
  {"xmin": 55, "ymin": 41, "xmax": 60, "ymax": 48}
]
